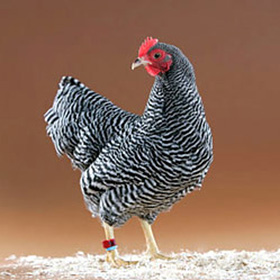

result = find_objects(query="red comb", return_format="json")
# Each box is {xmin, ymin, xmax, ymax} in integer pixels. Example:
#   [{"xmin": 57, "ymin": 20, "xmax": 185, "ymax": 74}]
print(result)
[{"xmin": 138, "ymin": 37, "xmax": 159, "ymax": 57}]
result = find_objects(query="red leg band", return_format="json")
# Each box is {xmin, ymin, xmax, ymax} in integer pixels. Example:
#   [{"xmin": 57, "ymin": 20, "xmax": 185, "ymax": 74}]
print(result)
[{"xmin": 102, "ymin": 238, "xmax": 116, "ymax": 249}]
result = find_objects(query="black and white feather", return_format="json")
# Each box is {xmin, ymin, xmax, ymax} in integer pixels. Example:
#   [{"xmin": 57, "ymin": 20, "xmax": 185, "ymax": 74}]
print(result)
[{"xmin": 44, "ymin": 42, "xmax": 213, "ymax": 227}]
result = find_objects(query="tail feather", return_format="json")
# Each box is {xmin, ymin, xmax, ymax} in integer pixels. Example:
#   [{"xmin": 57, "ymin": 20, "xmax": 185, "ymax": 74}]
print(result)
[{"xmin": 44, "ymin": 76, "xmax": 138, "ymax": 170}]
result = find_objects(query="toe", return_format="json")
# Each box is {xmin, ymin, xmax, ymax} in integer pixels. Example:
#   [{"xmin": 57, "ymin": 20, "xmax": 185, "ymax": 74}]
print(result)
[
  {"xmin": 116, "ymin": 258, "xmax": 138, "ymax": 266},
  {"xmin": 149, "ymin": 252, "xmax": 174, "ymax": 260},
  {"xmin": 106, "ymin": 255, "xmax": 138, "ymax": 267}
]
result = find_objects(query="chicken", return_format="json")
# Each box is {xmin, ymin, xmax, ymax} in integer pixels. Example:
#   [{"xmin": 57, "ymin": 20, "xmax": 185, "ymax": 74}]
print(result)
[{"xmin": 44, "ymin": 37, "xmax": 213, "ymax": 266}]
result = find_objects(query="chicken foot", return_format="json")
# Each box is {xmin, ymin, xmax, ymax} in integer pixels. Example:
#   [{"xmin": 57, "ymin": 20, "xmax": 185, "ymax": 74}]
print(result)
[
  {"xmin": 103, "ymin": 222, "xmax": 137, "ymax": 267},
  {"xmin": 140, "ymin": 220, "xmax": 173, "ymax": 260}
]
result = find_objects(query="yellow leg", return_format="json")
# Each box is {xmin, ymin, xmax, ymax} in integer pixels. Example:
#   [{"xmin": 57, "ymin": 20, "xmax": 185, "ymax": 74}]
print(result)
[
  {"xmin": 140, "ymin": 220, "xmax": 173, "ymax": 260},
  {"xmin": 103, "ymin": 222, "xmax": 137, "ymax": 267}
]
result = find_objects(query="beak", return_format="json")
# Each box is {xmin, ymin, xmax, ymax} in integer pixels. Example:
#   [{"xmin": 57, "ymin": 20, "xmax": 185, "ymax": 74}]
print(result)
[{"xmin": 131, "ymin": 57, "xmax": 151, "ymax": 70}]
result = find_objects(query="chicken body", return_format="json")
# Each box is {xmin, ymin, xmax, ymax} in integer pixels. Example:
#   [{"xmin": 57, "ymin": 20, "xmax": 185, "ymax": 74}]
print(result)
[{"xmin": 45, "ymin": 41, "xmax": 213, "ymax": 229}]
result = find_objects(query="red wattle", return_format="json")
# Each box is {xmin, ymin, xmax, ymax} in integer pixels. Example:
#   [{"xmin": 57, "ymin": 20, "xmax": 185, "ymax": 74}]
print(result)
[
  {"xmin": 145, "ymin": 60, "xmax": 172, "ymax": 77},
  {"xmin": 145, "ymin": 65, "xmax": 161, "ymax": 77}
]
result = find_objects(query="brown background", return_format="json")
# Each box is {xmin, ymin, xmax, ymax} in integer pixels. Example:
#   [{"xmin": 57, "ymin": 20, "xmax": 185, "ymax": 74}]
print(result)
[{"xmin": 0, "ymin": 0, "xmax": 279, "ymax": 259}]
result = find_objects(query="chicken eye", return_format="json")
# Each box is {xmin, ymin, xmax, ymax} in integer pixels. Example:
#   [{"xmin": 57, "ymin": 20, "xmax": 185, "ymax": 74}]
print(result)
[{"xmin": 154, "ymin": 53, "xmax": 161, "ymax": 59}]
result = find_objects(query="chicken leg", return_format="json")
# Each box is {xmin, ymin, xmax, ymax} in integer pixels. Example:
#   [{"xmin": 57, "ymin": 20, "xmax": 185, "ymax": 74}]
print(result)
[
  {"xmin": 103, "ymin": 222, "xmax": 137, "ymax": 267},
  {"xmin": 140, "ymin": 220, "xmax": 173, "ymax": 260}
]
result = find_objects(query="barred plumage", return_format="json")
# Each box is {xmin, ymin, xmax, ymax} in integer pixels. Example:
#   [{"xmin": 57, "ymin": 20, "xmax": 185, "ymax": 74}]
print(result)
[
  {"xmin": 45, "ymin": 41, "xmax": 213, "ymax": 228},
  {"xmin": 45, "ymin": 76, "xmax": 138, "ymax": 170}
]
